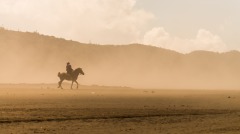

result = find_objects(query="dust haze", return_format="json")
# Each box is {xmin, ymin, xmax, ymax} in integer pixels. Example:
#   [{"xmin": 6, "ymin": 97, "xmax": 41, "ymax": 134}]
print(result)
[
  {"xmin": 2, "ymin": 28, "xmax": 240, "ymax": 134},
  {"xmin": 0, "ymin": 27, "xmax": 240, "ymax": 89},
  {"xmin": 1, "ymin": 1, "xmax": 240, "ymax": 133}
]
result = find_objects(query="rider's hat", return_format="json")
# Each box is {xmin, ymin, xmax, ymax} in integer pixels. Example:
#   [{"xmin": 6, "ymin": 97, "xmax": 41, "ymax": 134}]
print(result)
[{"xmin": 67, "ymin": 62, "xmax": 70, "ymax": 65}]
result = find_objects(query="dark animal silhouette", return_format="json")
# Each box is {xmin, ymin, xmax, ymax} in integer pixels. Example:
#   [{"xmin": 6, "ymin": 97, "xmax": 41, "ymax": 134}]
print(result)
[{"xmin": 58, "ymin": 68, "xmax": 84, "ymax": 89}]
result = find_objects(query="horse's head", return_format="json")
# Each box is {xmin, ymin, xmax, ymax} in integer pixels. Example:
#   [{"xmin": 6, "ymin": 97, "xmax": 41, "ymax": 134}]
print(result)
[{"xmin": 75, "ymin": 68, "xmax": 85, "ymax": 75}]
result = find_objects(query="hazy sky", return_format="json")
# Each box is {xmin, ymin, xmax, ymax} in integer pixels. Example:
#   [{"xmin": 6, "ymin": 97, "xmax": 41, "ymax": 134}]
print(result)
[{"xmin": 0, "ymin": 0, "xmax": 239, "ymax": 53}]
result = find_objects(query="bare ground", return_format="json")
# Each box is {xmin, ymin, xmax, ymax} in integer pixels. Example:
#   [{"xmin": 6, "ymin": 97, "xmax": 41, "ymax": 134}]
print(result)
[{"xmin": 0, "ymin": 84, "xmax": 240, "ymax": 134}]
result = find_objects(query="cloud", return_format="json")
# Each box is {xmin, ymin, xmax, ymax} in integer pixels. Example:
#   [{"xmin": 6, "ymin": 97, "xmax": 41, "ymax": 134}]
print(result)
[
  {"xmin": 141, "ymin": 27, "xmax": 227, "ymax": 53},
  {"xmin": 0, "ymin": 0, "xmax": 228, "ymax": 53},
  {"xmin": 142, "ymin": 27, "xmax": 170, "ymax": 48},
  {"xmin": 0, "ymin": 0, "xmax": 154, "ymax": 44}
]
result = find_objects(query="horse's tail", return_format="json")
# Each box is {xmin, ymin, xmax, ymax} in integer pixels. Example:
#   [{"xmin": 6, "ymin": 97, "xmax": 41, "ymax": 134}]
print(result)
[{"xmin": 58, "ymin": 72, "xmax": 61, "ymax": 77}]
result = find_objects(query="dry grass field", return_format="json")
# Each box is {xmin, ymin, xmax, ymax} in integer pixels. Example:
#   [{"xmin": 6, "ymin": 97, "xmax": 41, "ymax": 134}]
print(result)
[{"xmin": 0, "ymin": 84, "xmax": 240, "ymax": 134}]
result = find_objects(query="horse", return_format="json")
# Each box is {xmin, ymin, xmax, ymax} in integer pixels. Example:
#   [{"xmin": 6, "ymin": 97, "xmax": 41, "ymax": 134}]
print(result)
[{"xmin": 58, "ymin": 68, "xmax": 84, "ymax": 89}]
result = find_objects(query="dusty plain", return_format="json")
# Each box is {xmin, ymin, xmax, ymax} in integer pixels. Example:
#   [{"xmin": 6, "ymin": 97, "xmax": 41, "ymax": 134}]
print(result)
[{"xmin": 0, "ymin": 84, "xmax": 240, "ymax": 134}]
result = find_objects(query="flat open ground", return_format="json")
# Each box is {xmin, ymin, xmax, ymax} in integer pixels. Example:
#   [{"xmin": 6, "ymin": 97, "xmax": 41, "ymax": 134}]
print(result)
[{"xmin": 0, "ymin": 84, "xmax": 240, "ymax": 134}]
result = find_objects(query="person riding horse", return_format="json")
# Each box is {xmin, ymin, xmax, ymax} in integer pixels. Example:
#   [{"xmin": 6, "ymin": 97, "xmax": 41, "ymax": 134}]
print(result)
[
  {"xmin": 58, "ymin": 63, "xmax": 84, "ymax": 89},
  {"xmin": 66, "ymin": 62, "xmax": 73, "ymax": 77}
]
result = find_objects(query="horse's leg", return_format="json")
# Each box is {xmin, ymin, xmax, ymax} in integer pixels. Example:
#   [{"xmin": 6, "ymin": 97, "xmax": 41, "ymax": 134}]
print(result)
[
  {"xmin": 58, "ymin": 81, "xmax": 61, "ymax": 88},
  {"xmin": 71, "ymin": 81, "xmax": 73, "ymax": 89},
  {"xmin": 60, "ymin": 80, "xmax": 64, "ymax": 89},
  {"xmin": 58, "ymin": 80, "xmax": 63, "ymax": 89},
  {"xmin": 75, "ymin": 81, "xmax": 79, "ymax": 89}
]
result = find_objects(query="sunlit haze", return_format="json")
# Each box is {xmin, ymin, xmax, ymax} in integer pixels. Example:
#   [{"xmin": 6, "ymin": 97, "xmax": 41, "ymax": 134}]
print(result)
[
  {"xmin": 1, "ymin": 0, "xmax": 239, "ymax": 53},
  {"xmin": 1, "ymin": 0, "xmax": 240, "ymax": 89},
  {"xmin": 1, "ymin": 1, "xmax": 240, "ymax": 132}
]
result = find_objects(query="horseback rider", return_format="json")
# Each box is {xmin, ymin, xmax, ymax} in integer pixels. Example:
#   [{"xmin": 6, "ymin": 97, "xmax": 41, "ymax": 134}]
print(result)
[{"xmin": 66, "ymin": 62, "xmax": 73, "ymax": 76}]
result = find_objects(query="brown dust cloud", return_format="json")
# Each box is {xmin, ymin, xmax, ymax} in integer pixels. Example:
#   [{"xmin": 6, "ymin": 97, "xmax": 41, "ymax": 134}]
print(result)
[{"xmin": 1, "ymin": 27, "xmax": 240, "ymax": 89}]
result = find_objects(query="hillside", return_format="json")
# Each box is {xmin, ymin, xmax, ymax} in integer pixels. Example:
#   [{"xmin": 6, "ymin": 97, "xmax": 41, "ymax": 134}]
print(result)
[{"xmin": 0, "ymin": 28, "xmax": 240, "ymax": 89}]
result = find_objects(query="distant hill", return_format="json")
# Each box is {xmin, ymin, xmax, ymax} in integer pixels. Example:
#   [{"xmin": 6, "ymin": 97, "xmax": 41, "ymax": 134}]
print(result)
[{"xmin": 0, "ymin": 27, "xmax": 240, "ymax": 89}]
